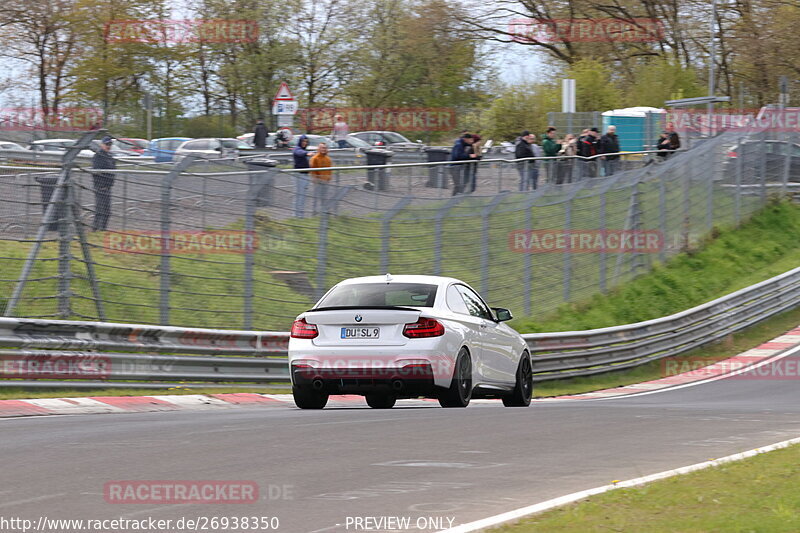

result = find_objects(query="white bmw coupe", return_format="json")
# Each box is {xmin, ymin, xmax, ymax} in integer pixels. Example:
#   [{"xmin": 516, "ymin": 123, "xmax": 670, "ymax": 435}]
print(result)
[{"xmin": 288, "ymin": 274, "xmax": 532, "ymax": 409}]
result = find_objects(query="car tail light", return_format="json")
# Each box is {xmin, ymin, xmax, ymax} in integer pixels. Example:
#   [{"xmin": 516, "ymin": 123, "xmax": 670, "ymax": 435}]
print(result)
[
  {"xmin": 403, "ymin": 317, "xmax": 445, "ymax": 338},
  {"xmin": 291, "ymin": 318, "xmax": 318, "ymax": 339},
  {"xmin": 727, "ymin": 151, "xmax": 738, "ymax": 158}
]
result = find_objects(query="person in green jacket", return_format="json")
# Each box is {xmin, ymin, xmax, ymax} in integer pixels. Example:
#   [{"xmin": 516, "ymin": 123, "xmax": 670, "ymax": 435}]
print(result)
[{"xmin": 541, "ymin": 127, "xmax": 562, "ymax": 184}]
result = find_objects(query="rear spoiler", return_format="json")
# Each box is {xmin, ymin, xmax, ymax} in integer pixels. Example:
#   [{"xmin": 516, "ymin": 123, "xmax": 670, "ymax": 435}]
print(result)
[{"xmin": 305, "ymin": 305, "xmax": 420, "ymax": 313}]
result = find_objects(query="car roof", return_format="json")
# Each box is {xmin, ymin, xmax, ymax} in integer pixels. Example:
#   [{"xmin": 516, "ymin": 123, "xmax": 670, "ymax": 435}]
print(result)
[
  {"xmin": 335, "ymin": 274, "xmax": 465, "ymax": 287},
  {"xmin": 32, "ymin": 138, "xmax": 75, "ymax": 143},
  {"xmin": 153, "ymin": 137, "xmax": 191, "ymax": 141}
]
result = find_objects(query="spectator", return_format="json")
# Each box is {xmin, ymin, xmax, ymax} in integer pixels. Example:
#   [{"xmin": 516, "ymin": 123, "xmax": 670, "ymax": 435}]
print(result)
[
  {"xmin": 541, "ymin": 126, "xmax": 562, "ymax": 183},
  {"xmin": 449, "ymin": 133, "xmax": 476, "ymax": 195},
  {"xmin": 657, "ymin": 122, "xmax": 681, "ymax": 159},
  {"xmin": 276, "ymin": 127, "xmax": 293, "ymax": 149},
  {"xmin": 91, "ymin": 135, "xmax": 116, "ymax": 231},
  {"xmin": 599, "ymin": 125, "xmax": 620, "ymax": 176},
  {"xmin": 557, "ymin": 133, "xmax": 578, "ymax": 184},
  {"xmin": 577, "ymin": 127, "xmax": 600, "ymax": 178},
  {"xmin": 332, "ymin": 114, "xmax": 350, "ymax": 149},
  {"xmin": 253, "ymin": 118, "xmax": 268, "ymax": 148},
  {"xmin": 464, "ymin": 133, "xmax": 482, "ymax": 193},
  {"xmin": 293, "ymin": 135, "xmax": 313, "ymax": 217},
  {"xmin": 515, "ymin": 130, "xmax": 540, "ymax": 191},
  {"xmin": 310, "ymin": 142, "xmax": 333, "ymax": 213}
]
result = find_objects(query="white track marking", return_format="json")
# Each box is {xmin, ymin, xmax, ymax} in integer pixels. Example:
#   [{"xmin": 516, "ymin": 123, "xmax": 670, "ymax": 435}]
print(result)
[{"xmin": 438, "ymin": 436, "xmax": 800, "ymax": 532}]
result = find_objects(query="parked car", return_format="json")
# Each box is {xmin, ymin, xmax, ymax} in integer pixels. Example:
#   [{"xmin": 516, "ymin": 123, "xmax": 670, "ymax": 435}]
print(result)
[
  {"xmin": 0, "ymin": 141, "xmax": 26, "ymax": 151},
  {"xmin": 237, "ymin": 132, "xmax": 335, "ymax": 150},
  {"xmin": 723, "ymin": 139, "xmax": 800, "ymax": 183},
  {"xmin": 288, "ymin": 274, "xmax": 531, "ymax": 409},
  {"xmin": 174, "ymin": 138, "xmax": 255, "ymax": 161},
  {"xmin": 337, "ymin": 135, "xmax": 372, "ymax": 150},
  {"xmin": 117, "ymin": 138, "xmax": 149, "ymax": 154},
  {"xmin": 350, "ymin": 131, "xmax": 425, "ymax": 150},
  {"xmin": 90, "ymin": 139, "xmax": 140, "ymax": 157},
  {"xmin": 28, "ymin": 139, "xmax": 93, "ymax": 157},
  {"xmin": 145, "ymin": 137, "xmax": 192, "ymax": 163}
]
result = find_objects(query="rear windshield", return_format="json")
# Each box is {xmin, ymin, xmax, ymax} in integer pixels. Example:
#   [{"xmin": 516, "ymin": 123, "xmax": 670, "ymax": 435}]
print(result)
[{"xmin": 317, "ymin": 283, "xmax": 437, "ymax": 308}]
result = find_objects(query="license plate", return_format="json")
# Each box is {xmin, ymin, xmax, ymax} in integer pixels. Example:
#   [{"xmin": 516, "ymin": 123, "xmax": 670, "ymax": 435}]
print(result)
[{"xmin": 341, "ymin": 327, "xmax": 380, "ymax": 339}]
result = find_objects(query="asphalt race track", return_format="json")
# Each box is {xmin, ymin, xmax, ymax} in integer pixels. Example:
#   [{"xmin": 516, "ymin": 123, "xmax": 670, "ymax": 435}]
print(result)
[{"xmin": 2, "ymin": 364, "xmax": 799, "ymax": 533}]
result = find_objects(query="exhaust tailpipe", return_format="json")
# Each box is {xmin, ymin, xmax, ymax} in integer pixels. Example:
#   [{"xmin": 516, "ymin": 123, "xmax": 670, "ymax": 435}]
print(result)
[
  {"xmin": 312, "ymin": 378, "xmax": 324, "ymax": 390},
  {"xmin": 391, "ymin": 379, "xmax": 404, "ymax": 391}
]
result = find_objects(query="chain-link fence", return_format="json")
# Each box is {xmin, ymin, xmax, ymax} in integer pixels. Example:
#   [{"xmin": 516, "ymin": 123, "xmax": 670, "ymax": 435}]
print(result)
[{"xmin": 0, "ymin": 128, "xmax": 795, "ymax": 331}]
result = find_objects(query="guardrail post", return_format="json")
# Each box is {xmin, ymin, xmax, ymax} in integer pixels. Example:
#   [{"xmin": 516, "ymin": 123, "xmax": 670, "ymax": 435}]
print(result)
[
  {"xmin": 381, "ymin": 196, "xmax": 413, "ymax": 273},
  {"xmin": 316, "ymin": 186, "xmax": 352, "ymax": 300},
  {"xmin": 433, "ymin": 196, "xmax": 467, "ymax": 276},
  {"xmin": 480, "ymin": 192, "xmax": 509, "ymax": 297},
  {"xmin": 159, "ymin": 156, "xmax": 194, "ymax": 325}
]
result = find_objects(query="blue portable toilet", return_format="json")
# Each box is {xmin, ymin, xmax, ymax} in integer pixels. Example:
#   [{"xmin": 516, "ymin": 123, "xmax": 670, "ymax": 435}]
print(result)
[{"xmin": 601, "ymin": 107, "xmax": 666, "ymax": 151}]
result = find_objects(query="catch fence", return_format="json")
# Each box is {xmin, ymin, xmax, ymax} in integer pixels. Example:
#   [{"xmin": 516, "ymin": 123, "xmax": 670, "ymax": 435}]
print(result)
[{"xmin": 0, "ymin": 128, "xmax": 795, "ymax": 331}]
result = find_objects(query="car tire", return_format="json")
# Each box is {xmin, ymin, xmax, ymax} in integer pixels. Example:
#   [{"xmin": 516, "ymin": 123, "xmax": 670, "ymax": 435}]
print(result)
[
  {"xmin": 292, "ymin": 386, "xmax": 328, "ymax": 409},
  {"xmin": 503, "ymin": 352, "xmax": 533, "ymax": 407},
  {"xmin": 365, "ymin": 393, "xmax": 396, "ymax": 409},
  {"xmin": 437, "ymin": 348, "xmax": 472, "ymax": 408}
]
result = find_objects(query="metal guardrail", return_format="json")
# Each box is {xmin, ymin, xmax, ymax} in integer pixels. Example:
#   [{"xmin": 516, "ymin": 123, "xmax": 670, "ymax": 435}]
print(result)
[{"xmin": 0, "ymin": 266, "xmax": 798, "ymax": 389}]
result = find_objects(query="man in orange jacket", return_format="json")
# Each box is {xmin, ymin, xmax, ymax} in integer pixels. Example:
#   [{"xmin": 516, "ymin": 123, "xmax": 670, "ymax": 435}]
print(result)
[{"xmin": 310, "ymin": 142, "xmax": 333, "ymax": 213}]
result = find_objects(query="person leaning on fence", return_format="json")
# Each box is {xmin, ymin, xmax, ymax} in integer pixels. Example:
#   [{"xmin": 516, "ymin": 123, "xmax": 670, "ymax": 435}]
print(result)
[
  {"xmin": 293, "ymin": 135, "xmax": 313, "ymax": 217},
  {"xmin": 91, "ymin": 135, "xmax": 116, "ymax": 231},
  {"xmin": 310, "ymin": 142, "xmax": 333, "ymax": 214},
  {"xmin": 253, "ymin": 118, "xmax": 268, "ymax": 148},
  {"xmin": 449, "ymin": 133, "xmax": 476, "ymax": 195},
  {"xmin": 657, "ymin": 122, "xmax": 681, "ymax": 159},
  {"xmin": 332, "ymin": 114, "xmax": 349, "ymax": 149},
  {"xmin": 541, "ymin": 127, "xmax": 562, "ymax": 184},
  {"xmin": 558, "ymin": 133, "xmax": 578, "ymax": 184},
  {"xmin": 599, "ymin": 125, "xmax": 620, "ymax": 176},
  {"xmin": 464, "ymin": 133, "xmax": 482, "ymax": 193},
  {"xmin": 515, "ymin": 131, "xmax": 540, "ymax": 191},
  {"xmin": 577, "ymin": 128, "xmax": 600, "ymax": 178}
]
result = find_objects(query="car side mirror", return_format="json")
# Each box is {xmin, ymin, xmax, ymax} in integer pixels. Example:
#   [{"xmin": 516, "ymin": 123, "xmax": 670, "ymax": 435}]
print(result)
[{"xmin": 492, "ymin": 307, "xmax": 512, "ymax": 322}]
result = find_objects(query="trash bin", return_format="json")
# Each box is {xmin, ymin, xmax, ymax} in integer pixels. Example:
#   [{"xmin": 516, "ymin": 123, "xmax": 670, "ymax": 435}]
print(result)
[
  {"xmin": 364, "ymin": 149, "xmax": 394, "ymax": 191},
  {"xmin": 424, "ymin": 147, "xmax": 451, "ymax": 188},
  {"xmin": 245, "ymin": 158, "xmax": 278, "ymax": 207},
  {"xmin": 34, "ymin": 175, "xmax": 64, "ymax": 231}
]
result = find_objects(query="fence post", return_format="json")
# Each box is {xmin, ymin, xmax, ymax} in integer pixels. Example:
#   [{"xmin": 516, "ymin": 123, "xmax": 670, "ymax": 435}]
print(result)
[
  {"xmin": 522, "ymin": 192, "xmax": 537, "ymax": 315},
  {"xmin": 682, "ymin": 159, "xmax": 691, "ymax": 251},
  {"xmin": 658, "ymin": 175, "xmax": 667, "ymax": 264},
  {"xmin": 159, "ymin": 156, "xmax": 194, "ymax": 326},
  {"xmin": 380, "ymin": 196, "xmax": 413, "ymax": 273},
  {"xmin": 315, "ymin": 186, "xmax": 352, "ymax": 300},
  {"xmin": 433, "ymin": 196, "xmax": 467, "ymax": 276},
  {"xmin": 243, "ymin": 172, "xmax": 257, "ymax": 330},
  {"xmin": 782, "ymin": 131, "xmax": 793, "ymax": 195},
  {"xmin": 562, "ymin": 185, "xmax": 584, "ymax": 302},
  {"xmin": 480, "ymin": 192, "xmax": 508, "ymax": 297},
  {"xmin": 599, "ymin": 185, "xmax": 608, "ymax": 292},
  {"xmin": 759, "ymin": 130, "xmax": 768, "ymax": 205},
  {"xmin": 4, "ymin": 130, "xmax": 101, "ymax": 317},
  {"xmin": 57, "ymin": 175, "xmax": 74, "ymax": 318},
  {"xmin": 735, "ymin": 135, "xmax": 743, "ymax": 225},
  {"xmin": 706, "ymin": 145, "xmax": 714, "ymax": 232}
]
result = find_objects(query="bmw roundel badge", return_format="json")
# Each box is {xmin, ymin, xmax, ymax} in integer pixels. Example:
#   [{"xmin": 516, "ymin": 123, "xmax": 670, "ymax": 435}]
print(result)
[{"xmin": 354, "ymin": 315, "xmax": 362, "ymax": 322}]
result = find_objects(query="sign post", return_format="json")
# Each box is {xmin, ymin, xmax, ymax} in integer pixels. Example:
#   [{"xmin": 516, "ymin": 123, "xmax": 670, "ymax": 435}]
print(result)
[{"xmin": 272, "ymin": 82, "xmax": 297, "ymax": 130}]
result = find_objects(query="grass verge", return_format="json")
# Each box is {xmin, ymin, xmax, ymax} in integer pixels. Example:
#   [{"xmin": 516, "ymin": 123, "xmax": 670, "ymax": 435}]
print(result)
[{"xmin": 491, "ymin": 442, "xmax": 800, "ymax": 532}]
